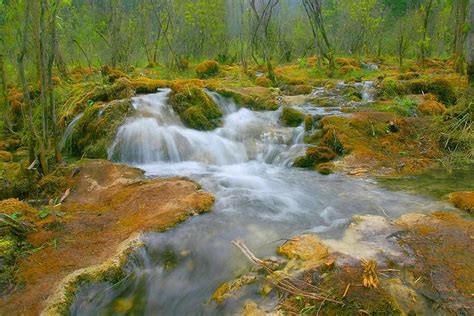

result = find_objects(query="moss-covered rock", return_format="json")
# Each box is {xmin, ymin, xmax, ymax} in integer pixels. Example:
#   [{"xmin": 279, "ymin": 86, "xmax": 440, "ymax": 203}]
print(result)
[
  {"xmin": 71, "ymin": 99, "xmax": 131, "ymax": 159},
  {"xmin": 169, "ymin": 86, "xmax": 222, "ymax": 130},
  {"xmin": 196, "ymin": 60, "xmax": 220, "ymax": 79},
  {"xmin": 255, "ymin": 77, "xmax": 272, "ymax": 87},
  {"xmin": 379, "ymin": 77, "xmax": 407, "ymax": 98},
  {"xmin": 449, "ymin": 191, "xmax": 474, "ymax": 213},
  {"xmin": 181, "ymin": 106, "xmax": 214, "ymax": 130},
  {"xmin": 293, "ymin": 146, "xmax": 337, "ymax": 168},
  {"xmin": 317, "ymin": 162, "xmax": 335, "ymax": 175},
  {"xmin": 417, "ymin": 100, "xmax": 447, "ymax": 115},
  {"xmin": 281, "ymin": 107, "xmax": 304, "ymax": 127},
  {"xmin": 304, "ymin": 115, "xmax": 313, "ymax": 131},
  {"xmin": 280, "ymin": 84, "xmax": 313, "ymax": 96},
  {"xmin": 335, "ymin": 57, "xmax": 359, "ymax": 68},
  {"xmin": 212, "ymin": 88, "xmax": 278, "ymax": 111}
]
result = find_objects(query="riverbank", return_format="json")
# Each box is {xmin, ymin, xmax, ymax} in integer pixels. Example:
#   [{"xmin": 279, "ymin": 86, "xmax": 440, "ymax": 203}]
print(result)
[{"xmin": 0, "ymin": 160, "xmax": 214, "ymax": 315}]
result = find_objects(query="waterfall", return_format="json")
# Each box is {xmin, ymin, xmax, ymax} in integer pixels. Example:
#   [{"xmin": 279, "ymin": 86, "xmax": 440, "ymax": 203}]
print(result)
[
  {"xmin": 59, "ymin": 113, "xmax": 84, "ymax": 152},
  {"xmin": 108, "ymin": 89, "xmax": 304, "ymax": 166}
]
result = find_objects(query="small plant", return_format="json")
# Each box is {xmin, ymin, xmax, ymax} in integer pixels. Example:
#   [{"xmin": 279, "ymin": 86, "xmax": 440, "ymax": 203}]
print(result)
[{"xmin": 38, "ymin": 207, "xmax": 50, "ymax": 220}]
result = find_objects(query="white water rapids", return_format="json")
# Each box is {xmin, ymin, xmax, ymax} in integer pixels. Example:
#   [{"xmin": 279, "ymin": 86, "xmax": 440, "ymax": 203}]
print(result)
[{"xmin": 72, "ymin": 88, "xmax": 450, "ymax": 315}]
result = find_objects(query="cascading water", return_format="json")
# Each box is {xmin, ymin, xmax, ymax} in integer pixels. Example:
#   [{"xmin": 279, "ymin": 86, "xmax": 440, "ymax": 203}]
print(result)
[
  {"xmin": 59, "ymin": 113, "xmax": 84, "ymax": 151},
  {"xmin": 72, "ymin": 88, "xmax": 451, "ymax": 315}
]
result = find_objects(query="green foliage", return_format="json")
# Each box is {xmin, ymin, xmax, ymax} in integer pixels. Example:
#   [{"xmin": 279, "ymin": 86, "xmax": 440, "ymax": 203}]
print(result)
[{"xmin": 377, "ymin": 97, "xmax": 418, "ymax": 116}]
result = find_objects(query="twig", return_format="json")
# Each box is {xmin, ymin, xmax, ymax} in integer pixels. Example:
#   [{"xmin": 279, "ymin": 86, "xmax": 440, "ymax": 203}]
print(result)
[
  {"xmin": 232, "ymin": 240, "xmax": 342, "ymax": 305},
  {"xmin": 342, "ymin": 283, "xmax": 351, "ymax": 298}
]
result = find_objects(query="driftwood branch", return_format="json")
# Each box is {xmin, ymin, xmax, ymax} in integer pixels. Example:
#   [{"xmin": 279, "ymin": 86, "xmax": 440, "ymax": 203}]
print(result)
[{"xmin": 231, "ymin": 239, "xmax": 342, "ymax": 305}]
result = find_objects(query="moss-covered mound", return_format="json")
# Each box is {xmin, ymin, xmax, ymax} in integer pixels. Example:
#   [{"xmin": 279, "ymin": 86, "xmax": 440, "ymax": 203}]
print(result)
[
  {"xmin": 379, "ymin": 76, "xmax": 457, "ymax": 105},
  {"xmin": 196, "ymin": 60, "xmax": 220, "ymax": 79},
  {"xmin": 70, "ymin": 99, "xmax": 131, "ymax": 158},
  {"xmin": 169, "ymin": 86, "xmax": 222, "ymax": 131},
  {"xmin": 280, "ymin": 84, "xmax": 313, "ymax": 96},
  {"xmin": 210, "ymin": 87, "xmax": 278, "ymax": 111},
  {"xmin": 255, "ymin": 77, "xmax": 272, "ymax": 87},
  {"xmin": 293, "ymin": 146, "xmax": 337, "ymax": 169},
  {"xmin": 59, "ymin": 78, "xmax": 134, "ymax": 127},
  {"xmin": 280, "ymin": 107, "xmax": 304, "ymax": 127}
]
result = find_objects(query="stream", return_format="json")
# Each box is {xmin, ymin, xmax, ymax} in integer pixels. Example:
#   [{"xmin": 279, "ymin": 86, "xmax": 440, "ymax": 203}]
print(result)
[{"xmin": 71, "ymin": 87, "xmax": 451, "ymax": 315}]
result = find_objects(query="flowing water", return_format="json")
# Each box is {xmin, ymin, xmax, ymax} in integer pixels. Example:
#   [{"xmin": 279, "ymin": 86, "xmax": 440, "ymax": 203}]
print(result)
[{"xmin": 72, "ymin": 88, "xmax": 451, "ymax": 315}]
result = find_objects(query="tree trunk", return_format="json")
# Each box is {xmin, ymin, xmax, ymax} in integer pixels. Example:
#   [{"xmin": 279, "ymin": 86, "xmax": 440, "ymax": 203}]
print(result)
[
  {"xmin": 420, "ymin": 0, "xmax": 434, "ymax": 66},
  {"xmin": 468, "ymin": 1, "xmax": 474, "ymax": 90},
  {"xmin": 0, "ymin": 54, "xmax": 8, "ymax": 110},
  {"xmin": 39, "ymin": 0, "xmax": 49, "ymax": 141},
  {"xmin": 453, "ymin": 0, "xmax": 469, "ymax": 73},
  {"xmin": 48, "ymin": 0, "xmax": 61, "ymax": 162},
  {"xmin": 18, "ymin": 0, "xmax": 48, "ymax": 174}
]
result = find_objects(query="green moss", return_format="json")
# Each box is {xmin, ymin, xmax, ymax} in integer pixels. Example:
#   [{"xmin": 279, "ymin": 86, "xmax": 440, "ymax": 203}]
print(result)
[
  {"xmin": 181, "ymin": 107, "xmax": 214, "ymax": 131},
  {"xmin": 280, "ymin": 84, "xmax": 313, "ymax": 96},
  {"xmin": 210, "ymin": 88, "xmax": 278, "ymax": 111},
  {"xmin": 373, "ymin": 98, "xmax": 418, "ymax": 117},
  {"xmin": 316, "ymin": 162, "xmax": 334, "ymax": 175},
  {"xmin": 70, "ymin": 99, "xmax": 131, "ymax": 159},
  {"xmin": 169, "ymin": 87, "xmax": 222, "ymax": 130},
  {"xmin": 293, "ymin": 146, "xmax": 337, "ymax": 168},
  {"xmin": 379, "ymin": 78, "xmax": 407, "ymax": 98},
  {"xmin": 304, "ymin": 115, "xmax": 313, "ymax": 131},
  {"xmin": 281, "ymin": 107, "xmax": 304, "ymax": 127}
]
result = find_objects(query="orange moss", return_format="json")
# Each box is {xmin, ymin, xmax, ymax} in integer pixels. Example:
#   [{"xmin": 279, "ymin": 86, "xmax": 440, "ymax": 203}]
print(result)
[
  {"xmin": 0, "ymin": 151, "xmax": 13, "ymax": 162},
  {"xmin": 315, "ymin": 112, "xmax": 441, "ymax": 176},
  {"xmin": 0, "ymin": 199, "xmax": 37, "ymax": 223},
  {"xmin": 339, "ymin": 65, "xmax": 358, "ymax": 74},
  {"xmin": 255, "ymin": 77, "xmax": 272, "ymax": 87},
  {"xmin": 307, "ymin": 55, "xmax": 318, "ymax": 67},
  {"xmin": 196, "ymin": 60, "xmax": 220, "ymax": 79},
  {"xmin": 417, "ymin": 100, "xmax": 447, "ymax": 115},
  {"xmin": 335, "ymin": 57, "xmax": 359, "ymax": 67},
  {"xmin": 449, "ymin": 192, "xmax": 474, "ymax": 213},
  {"xmin": 397, "ymin": 212, "xmax": 474, "ymax": 311}
]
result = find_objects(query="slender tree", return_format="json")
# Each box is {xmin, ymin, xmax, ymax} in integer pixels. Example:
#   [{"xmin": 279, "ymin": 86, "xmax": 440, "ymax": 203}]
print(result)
[
  {"xmin": 17, "ymin": 0, "xmax": 48, "ymax": 174},
  {"xmin": 420, "ymin": 0, "xmax": 434, "ymax": 66},
  {"xmin": 48, "ymin": 0, "xmax": 61, "ymax": 162},
  {"xmin": 468, "ymin": 0, "xmax": 474, "ymax": 90},
  {"xmin": 452, "ymin": 0, "xmax": 469, "ymax": 73},
  {"xmin": 302, "ymin": 0, "xmax": 335, "ymax": 76},
  {"xmin": 249, "ymin": 0, "xmax": 280, "ymax": 83}
]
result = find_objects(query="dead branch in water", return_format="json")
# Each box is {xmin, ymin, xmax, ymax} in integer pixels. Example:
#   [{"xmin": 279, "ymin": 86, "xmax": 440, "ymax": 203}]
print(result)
[{"xmin": 231, "ymin": 239, "xmax": 342, "ymax": 305}]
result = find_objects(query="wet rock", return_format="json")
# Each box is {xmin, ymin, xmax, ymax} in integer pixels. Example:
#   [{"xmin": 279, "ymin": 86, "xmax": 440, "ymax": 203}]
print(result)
[
  {"xmin": 316, "ymin": 162, "xmax": 334, "ymax": 175},
  {"xmin": 212, "ymin": 273, "xmax": 258, "ymax": 304},
  {"xmin": 277, "ymin": 235, "xmax": 329, "ymax": 270},
  {"xmin": 322, "ymin": 215, "xmax": 407, "ymax": 264}
]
